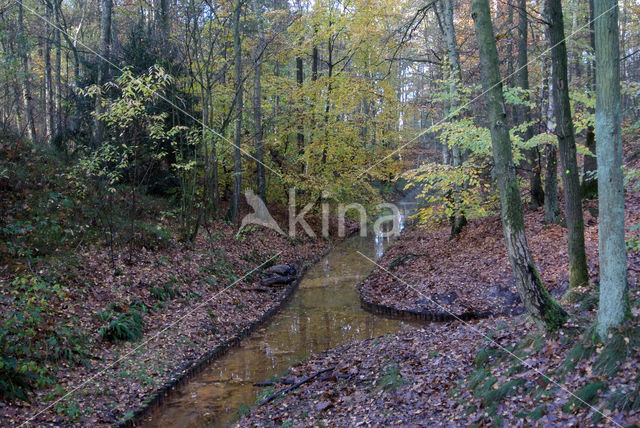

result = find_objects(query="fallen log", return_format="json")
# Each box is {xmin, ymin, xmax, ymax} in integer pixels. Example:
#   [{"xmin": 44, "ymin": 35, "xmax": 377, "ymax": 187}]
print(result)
[
  {"xmin": 260, "ymin": 275, "xmax": 297, "ymax": 287},
  {"xmin": 257, "ymin": 366, "xmax": 335, "ymax": 407}
]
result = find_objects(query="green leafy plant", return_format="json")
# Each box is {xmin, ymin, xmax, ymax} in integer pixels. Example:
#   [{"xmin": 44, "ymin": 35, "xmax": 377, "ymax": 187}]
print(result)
[
  {"xmin": 150, "ymin": 281, "xmax": 181, "ymax": 301},
  {"xmin": 0, "ymin": 275, "xmax": 87, "ymax": 400},
  {"xmin": 100, "ymin": 309, "xmax": 144, "ymax": 342}
]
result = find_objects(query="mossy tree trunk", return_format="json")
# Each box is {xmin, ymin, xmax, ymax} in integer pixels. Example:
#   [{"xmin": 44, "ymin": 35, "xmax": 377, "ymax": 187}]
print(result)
[
  {"xmin": 595, "ymin": 0, "xmax": 628, "ymax": 340},
  {"xmin": 545, "ymin": 0, "xmax": 589, "ymax": 288},
  {"xmin": 471, "ymin": 0, "xmax": 567, "ymax": 331}
]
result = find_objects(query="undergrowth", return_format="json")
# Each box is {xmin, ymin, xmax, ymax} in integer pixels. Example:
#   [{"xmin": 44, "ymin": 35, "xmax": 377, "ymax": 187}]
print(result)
[{"xmin": 465, "ymin": 287, "xmax": 640, "ymax": 425}]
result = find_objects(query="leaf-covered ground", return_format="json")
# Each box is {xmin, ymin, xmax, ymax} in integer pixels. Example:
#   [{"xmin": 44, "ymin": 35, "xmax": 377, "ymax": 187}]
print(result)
[
  {"xmin": 238, "ymin": 191, "xmax": 640, "ymax": 427},
  {"xmin": 0, "ymin": 200, "xmax": 356, "ymax": 426}
]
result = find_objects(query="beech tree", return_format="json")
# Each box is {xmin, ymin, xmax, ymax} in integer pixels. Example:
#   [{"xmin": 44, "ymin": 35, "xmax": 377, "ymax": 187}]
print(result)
[
  {"xmin": 545, "ymin": 0, "xmax": 589, "ymax": 288},
  {"xmin": 516, "ymin": 0, "xmax": 544, "ymax": 208},
  {"xmin": 231, "ymin": 0, "xmax": 243, "ymax": 223},
  {"xmin": 442, "ymin": 0, "xmax": 467, "ymax": 236},
  {"xmin": 595, "ymin": 0, "xmax": 628, "ymax": 339},
  {"xmin": 472, "ymin": 0, "xmax": 567, "ymax": 330}
]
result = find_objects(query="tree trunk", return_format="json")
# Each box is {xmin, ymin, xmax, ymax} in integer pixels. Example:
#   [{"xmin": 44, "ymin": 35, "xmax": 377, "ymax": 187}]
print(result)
[
  {"xmin": 582, "ymin": 128, "xmax": 597, "ymax": 197},
  {"xmin": 472, "ymin": 0, "xmax": 567, "ymax": 331},
  {"xmin": 595, "ymin": 0, "xmax": 628, "ymax": 339},
  {"xmin": 231, "ymin": 0, "xmax": 243, "ymax": 223},
  {"xmin": 44, "ymin": 0, "xmax": 54, "ymax": 141},
  {"xmin": 17, "ymin": 0, "xmax": 37, "ymax": 142},
  {"xmin": 582, "ymin": 0, "xmax": 597, "ymax": 197},
  {"xmin": 252, "ymin": 0, "xmax": 266, "ymax": 202},
  {"xmin": 542, "ymin": 45, "xmax": 560, "ymax": 223},
  {"xmin": 443, "ymin": 0, "xmax": 466, "ymax": 236},
  {"xmin": 544, "ymin": 144, "xmax": 560, "ymax": 223},
  {"xmin": 517, "ymin": 0, "xmax": 544, "ymax": 208},
  {"xmin": 312, "ymin": 45, "xmax": 318, "ymax": 81},
  {"xmin": 54, "ymin": 0, "xmax": 62, "ymax": 134},
  {"xmin": 93, "ymin": 0, "xmax": 112, "ymax": 146},
  {"xmin": 296, "ymin": 55, "xmax": 304, "ymax": 166},
  {"xmin": 545, "ymin": 0, "xmax": 589, "ymax": 288}
]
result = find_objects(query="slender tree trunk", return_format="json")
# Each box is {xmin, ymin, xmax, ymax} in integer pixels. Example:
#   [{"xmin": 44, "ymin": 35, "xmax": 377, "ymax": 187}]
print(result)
[
  {"xmin": 54, "ymin": 0, "xmax": 62, "ymax": 134},
  {"xmin": 595, "ymin": 0, "xmax": 628, "ymax": 339},
  {"xmin": 582, "ymin": 128, "xmax": 597, "ymax": 197},
  {"xmin": 296, "ymin": 55, "xmax": 304, "ymax": 168},
  {"xmin": 582, "ymin": 0, "xmax": 597, "ymax": 197},
  {"xmin": 93, "ymin": 0, "xmax": 112, "ymax": 146},
  {"xmin": 17, "ymin": 0, "xmax": 37, "ymax": 142},
  {"xmin": 517, "ymin": 0, "xmax": 544, "ymax": 208},
  {"xmin": 545, "ymin": 0, "xmax": 589, "ymax": 288},
  {"xmin": 231, "ymin": 0, "xmax": 243, "ymax": 223},
  {"xmin": 251, "ymin": 0, "xmax": 266, "ymax": 202},
  {"xmin": 506, "ymin": 0, "xmax": 514, "ymax": 88},
  {"xmin": 312, "ymin": 45, "xmax": 318, "ymax": 81},
  {"xmin": 472, "ymin": 0, "xmax": 567, "ymax": 331},
  {"xmin": 1, "ymin": 31, "xmax": 24, "ymax": 133},
  {"xmin": 443, "ymin": 0, "xmax": 466, "ymax": 236},
  {"xmin": 542, "ymin": 38, "xmax": 560, "ymax": 223},
  {"xmin": 44, "ymin": 0, "xmax": 54, "ymax": 141}
]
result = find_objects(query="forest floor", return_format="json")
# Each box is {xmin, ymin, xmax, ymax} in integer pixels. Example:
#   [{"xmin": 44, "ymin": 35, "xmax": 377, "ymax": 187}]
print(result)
[
  {"xmin": 0, "ymin": 218, "xmax": 356, "ymax": 427},
  {"xmin": 238, "ymin": 192, "xmax": 640, "ymax": 426},
  {"xmin": 0, "ymin": 146, "xmax": 358, "ymax": 426}
]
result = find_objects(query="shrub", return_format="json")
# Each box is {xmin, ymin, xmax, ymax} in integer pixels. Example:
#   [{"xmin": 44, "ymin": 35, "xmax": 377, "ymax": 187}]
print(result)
[
  {"xmin": 0, "ymin": 275, "xmax": 87, "ymax": 400},
  {"xmin": 100, "ymin": 309, "xmax": 144, "ymax": 342}
]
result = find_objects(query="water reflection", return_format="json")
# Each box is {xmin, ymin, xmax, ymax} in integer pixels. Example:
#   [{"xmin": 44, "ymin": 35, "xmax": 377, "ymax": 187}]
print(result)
[{"xmin": 144, "ymin": 208, "xmax": 416, "ymax": 428}]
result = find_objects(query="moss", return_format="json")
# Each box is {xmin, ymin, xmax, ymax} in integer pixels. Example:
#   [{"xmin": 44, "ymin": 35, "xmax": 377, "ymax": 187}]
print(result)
[
  {"xmin": 514, "ymin": 333, "xmax": 545, "ymax": 356},
  {"xmin": 504, "ymin": 178, "xmax": 525, "ymax": 233},
  {"xmin": 561, "ymin": 343, "xmax": 595, "ymax": 375},
  {"xmin": 607, "ymin": 374, "xmax": 640, "ymax": 411},
  {"xmin": 541, "ymin": 292, "xmax": 567, "ymax": 330},
  {"xmin": 481, "ymin": 378, "xmax": 526, "ymax": 408},
  {"xmin": 530, "ymin": 263, "xmax": 568, "ymax": 331},
  {"xmin": 529, "ymin": 405, "xmax": 547, "ymax": 420},
  {"xmin": 473, "ymin": 376, "xmax": 498, "ymax": 400},
  {"xmin": 475, "ymin": 349, "xmax": 489, "ymax": 368},
  {"xmin": 506, "ymin": 364, "xmax": 524, "ymax": 376},
  {"xmin": 491, "ymin": 412, "xmax": 504, "ymax": 427},
  {"xmin": 594, "ymin": 328, "xmax": 635, "ymax": 377},
  {"xmin": 561, "ymin": 382, "xmax": 607, "ymax": 413},
  {"xmin": 468, "ymin": 369, "xmax": 491, "ymax": 391}
]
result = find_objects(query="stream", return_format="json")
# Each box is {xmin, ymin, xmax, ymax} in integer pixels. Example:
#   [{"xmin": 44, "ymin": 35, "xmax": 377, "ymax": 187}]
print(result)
[{"xmin": 144, "ymin": 201, "xmax": 418, "ymax": 427}]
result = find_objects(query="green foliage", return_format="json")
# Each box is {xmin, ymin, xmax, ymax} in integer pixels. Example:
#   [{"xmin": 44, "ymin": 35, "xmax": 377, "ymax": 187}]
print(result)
[
  {"xmin": 388, "ymin": 253, "xmax": 414, "ymax": 271},
  {"xmin": 374, "ymin": 364, "xmax": 405, "ymax": 392},
  {"xmin": 404, "ymin": 161, "xmax": 497, "ymax": 230},
  {"xmin": 200, "ymin": 249, "xmax": 236, "ymax": 283},
  {"xmin": 99, "ymin": 307, "xmax": 145, "ymax": 343},
  {"xmin": 0, "ymin": 275, "xmax": 89, "ymax": 401},
  {"xmin": 560, "ymin": 342, "xmax": 595, "ymax": 375},
  {"xmin": 150, "ymin": 281, "xmax": 182, "ymax": 301},
  {"xmin": 594, "ymin": 327, "xmax": 639, "ymax": 377},
  {"xmin": 561, "ymin": 382, "xmax": 607, "ymax": 413},
  {"xmin": 480, "ymin": 378, "xmax": 525, "ymax": 407},
  {"xmin": 468, "ymin": 368, "xmax": 490, "ymax": 390}
]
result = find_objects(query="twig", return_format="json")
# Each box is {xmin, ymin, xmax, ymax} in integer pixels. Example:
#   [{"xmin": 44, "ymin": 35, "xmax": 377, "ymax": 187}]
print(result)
[{"xmin": 257, "ymin": 367, "xmax": 335, "ymax": 407}]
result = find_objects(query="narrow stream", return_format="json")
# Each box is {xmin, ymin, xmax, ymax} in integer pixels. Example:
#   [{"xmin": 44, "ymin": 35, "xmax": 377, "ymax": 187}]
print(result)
[{"xmin": 144, "ymin": 203, "xmax": 417, "ymax": 427}]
